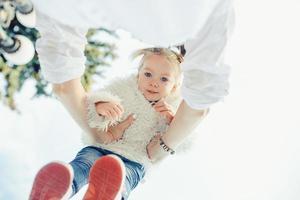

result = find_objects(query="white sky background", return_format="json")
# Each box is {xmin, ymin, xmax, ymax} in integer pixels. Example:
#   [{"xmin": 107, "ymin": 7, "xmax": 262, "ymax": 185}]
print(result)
[{"xmin": 1, "ymin": 0, "xmax": 300, "ymax": 199}]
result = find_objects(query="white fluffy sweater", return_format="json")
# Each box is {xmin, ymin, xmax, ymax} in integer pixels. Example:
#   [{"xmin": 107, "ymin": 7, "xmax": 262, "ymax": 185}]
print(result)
[{"xmin": 83, "ymin": 75, "xmax": 181, "ymax": 168}]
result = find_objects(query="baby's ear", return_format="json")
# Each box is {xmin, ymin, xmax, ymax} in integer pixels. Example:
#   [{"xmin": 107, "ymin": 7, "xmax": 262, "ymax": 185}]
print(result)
[{"xmin": 171, "ymin": 84, "xmax": 177, "ymax": 93}]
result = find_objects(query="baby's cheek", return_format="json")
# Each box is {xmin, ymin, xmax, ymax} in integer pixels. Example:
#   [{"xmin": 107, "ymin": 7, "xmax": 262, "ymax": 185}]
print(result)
[{"xmin": 164, "ymin": 85, "xmax": 174, "ymax": 95}]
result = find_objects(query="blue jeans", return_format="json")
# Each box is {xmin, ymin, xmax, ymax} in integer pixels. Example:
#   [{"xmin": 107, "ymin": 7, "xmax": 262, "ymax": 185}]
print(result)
[{"xmin": 69, "ymin": 146, "xmax": 146, "ymax": 200}]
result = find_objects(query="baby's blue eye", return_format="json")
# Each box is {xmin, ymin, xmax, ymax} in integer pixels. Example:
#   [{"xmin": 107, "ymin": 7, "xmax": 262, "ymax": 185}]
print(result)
[
  {"xmin": 161, "ymin": 77, "xmax": 169, "ymax": 82},
  {"xmin": 144, "ymin": 72, "xmax": 152, "ymax": 77}
]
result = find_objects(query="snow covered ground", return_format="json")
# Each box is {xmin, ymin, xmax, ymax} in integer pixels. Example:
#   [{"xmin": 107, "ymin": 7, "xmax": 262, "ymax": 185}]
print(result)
[{"xmin": 1, "ymin": 1, "xmax": 300, "ymax": 199}]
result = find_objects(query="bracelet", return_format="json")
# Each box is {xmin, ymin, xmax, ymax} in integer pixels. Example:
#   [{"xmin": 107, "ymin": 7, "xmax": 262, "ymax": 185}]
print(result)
[{"xmin": 159, "ymin": 137, "xmax": 175, "ymax": 155}]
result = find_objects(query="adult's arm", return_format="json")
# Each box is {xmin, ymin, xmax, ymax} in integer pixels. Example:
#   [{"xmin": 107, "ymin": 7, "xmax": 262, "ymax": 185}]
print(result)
[
  {"xmin": 162, "ymin": 101, "xmax": 209, "ymax": 148},
  {"xmin": 34, "ymin": 11, "xmax": 133, "ymax": 143},
  {"xmin": 36, "ymin": 12, "xmax": 134, "ymax": 143},
  {"xmin": 51, "ymin": 79, "xmax": 109, "ymax": 142},
  {"xmin": 34, "ymin": 11, "xmax": 103, "ymax": 140},
  {"xmin": 147, "ymin": 0, "xmax": 235, "ymax": 161},
  {"xmin": 147, "ymin": 101, "xmax": 208, "ymax": 160},
  {"xmin": 52, "ymin": 79, "xmax": 134, "ymax": 143}
]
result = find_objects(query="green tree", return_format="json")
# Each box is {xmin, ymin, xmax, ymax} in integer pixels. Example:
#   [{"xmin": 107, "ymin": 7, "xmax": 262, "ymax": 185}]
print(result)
[{"xmin": 0, "ymin": 18, "xmax": 118, "ymax": 111}]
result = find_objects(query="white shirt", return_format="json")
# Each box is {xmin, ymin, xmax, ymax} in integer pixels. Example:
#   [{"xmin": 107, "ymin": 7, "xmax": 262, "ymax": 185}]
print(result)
[
  {"xmin": 32, "ymin": 0, "xmax": 222, "ymax": 46},
  {"xmin": 181, "ymin": 0, "xmax": 235, "ymax": 109},
  {"xmin": 34, "ymin": 0, "xmax": 234, "ymax": 109}
]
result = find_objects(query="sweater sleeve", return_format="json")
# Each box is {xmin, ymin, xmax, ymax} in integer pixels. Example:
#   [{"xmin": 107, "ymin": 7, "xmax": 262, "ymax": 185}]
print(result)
[{"xmin": 86, "ymin": 90, "xmax": 122, "ymax": 131}]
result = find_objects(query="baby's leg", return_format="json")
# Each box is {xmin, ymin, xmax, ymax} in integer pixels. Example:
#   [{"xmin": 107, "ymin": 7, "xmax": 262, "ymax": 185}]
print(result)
[
  {"xmin": 29, "ymin": 161, "xmax": 74, "ymax": 200},
  {"xmin": 29, "ymin": 146, "xmax": 103, "ymax": 200},
  {"xmin": 69, "ymin": 146, "xmax": 107, "ymax": 197},
  {"xmin": 122, "ymin": 159, "xmax": 146, "ymax": 200},
  {"xmin": 83, "ymin": 154, "xmax": 126, "ymax": 200}
]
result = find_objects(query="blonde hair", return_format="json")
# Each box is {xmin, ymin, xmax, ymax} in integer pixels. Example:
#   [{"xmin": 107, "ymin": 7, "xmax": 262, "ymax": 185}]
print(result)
[{"xmin": 132, "ymin": 47, "xmax": 182, "ymax": 80}]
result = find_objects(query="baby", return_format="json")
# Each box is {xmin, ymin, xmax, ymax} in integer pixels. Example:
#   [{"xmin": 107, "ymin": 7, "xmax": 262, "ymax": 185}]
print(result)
[{"xmin": 29, "ymin": 47, "xmax": 183, "ymax": 200}]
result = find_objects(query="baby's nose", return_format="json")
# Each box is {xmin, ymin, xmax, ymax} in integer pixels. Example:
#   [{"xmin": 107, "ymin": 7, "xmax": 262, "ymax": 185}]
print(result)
[{"xmin": 151, "ymin": 82, "xmax": 159, "ymax": 88}]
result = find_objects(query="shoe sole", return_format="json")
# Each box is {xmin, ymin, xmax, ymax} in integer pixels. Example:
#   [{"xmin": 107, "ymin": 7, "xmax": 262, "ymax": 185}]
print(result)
[
  {"xmin": 29, "ymin": 162, "xmax": 73, "ymax": 200},
  {"xmin": 83, "ymin": 155, "xmax": 126, "ymax": 200}
]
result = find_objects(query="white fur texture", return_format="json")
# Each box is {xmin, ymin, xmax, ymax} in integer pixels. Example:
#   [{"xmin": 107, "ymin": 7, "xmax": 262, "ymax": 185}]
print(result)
[
  {"xmin": 84, "ymin": 75, "xmax": 182, "ymax": 168},
  {"xmin": 87, "ymin": 91, "xmax": 122, "ymax": 131}
]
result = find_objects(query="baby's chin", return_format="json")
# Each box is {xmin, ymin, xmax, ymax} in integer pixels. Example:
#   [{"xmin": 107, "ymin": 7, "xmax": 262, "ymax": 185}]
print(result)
[{"xmin": 143, "ymin": 94, "xmax": 161, "ymax": 102}]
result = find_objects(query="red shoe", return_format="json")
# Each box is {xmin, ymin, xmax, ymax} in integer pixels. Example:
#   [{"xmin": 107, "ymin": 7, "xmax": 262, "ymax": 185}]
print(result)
[
  {"xmin": 29, "ymin": 162, "xmax": 73, "ymax": 200},
  {"xmin": 83, "ymin": 155, "xmax": 126, "ymax": 200}
]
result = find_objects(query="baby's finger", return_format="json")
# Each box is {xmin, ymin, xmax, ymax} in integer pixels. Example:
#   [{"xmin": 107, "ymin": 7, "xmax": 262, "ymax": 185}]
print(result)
[
  {"xmin": 155, "ymin": 106, "xmax": 170, "ymax": 113},
  {"xmin": 108, "ymin": 108, "xmax": 119, "ymax": 119},
  {"xmin": 154, "ymin": 100, "xmax": 165, "ymax": 107},
  {"xmin": 113, "ymin": 105, "xmax": 123, "ymax": 117},
  {"xmin": 154, "ymin": 101, "xmax": 170, "ymax": 109},
  {"xmin": 116, "ymin": 104, "xmax": 124, "ymax": 113},
  {"xmin": 99, "ymin": 110, "xmax": 107, "ymax": 117},
  {"xmin": 161, "ymin": 110, "xmax": 173, "ymax": 116},
  {"xmin": 153, "ymin": 106, "xmax": 163, "ymax": 112},
  {"xmin": 104, "ymin": 111, "xmax": 113, "ymax": 120},
  {"xmin": 154, "ymin": 104, "xmax": 171, "ymax": 110}
]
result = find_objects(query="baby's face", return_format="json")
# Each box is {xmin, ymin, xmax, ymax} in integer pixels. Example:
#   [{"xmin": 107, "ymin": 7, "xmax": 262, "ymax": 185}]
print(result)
[{"xmin": 138, "ymin": 54, "xmax": 178, "ymax": 101}]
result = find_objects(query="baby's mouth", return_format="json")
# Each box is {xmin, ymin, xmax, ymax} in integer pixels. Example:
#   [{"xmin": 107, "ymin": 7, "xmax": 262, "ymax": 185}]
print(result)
[{"xmin": 146, "ymin": 90, "xmax": 158, "ymax": 94}]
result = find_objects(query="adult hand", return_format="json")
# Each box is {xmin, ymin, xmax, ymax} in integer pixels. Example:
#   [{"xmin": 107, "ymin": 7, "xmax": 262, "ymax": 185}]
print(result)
[{"xmin": 146, "ymin": 133, "xmax": 170, "ymax": 162}]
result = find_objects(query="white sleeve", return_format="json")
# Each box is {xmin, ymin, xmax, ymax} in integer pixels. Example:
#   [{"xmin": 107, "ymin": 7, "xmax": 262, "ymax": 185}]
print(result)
[
  {"xmin": 181, "ymin": 0, "xmax": 235, "ymax": 110},
  {"xmin": 35, "ymin": 10, "xmax": 88, "ymax": 83}
]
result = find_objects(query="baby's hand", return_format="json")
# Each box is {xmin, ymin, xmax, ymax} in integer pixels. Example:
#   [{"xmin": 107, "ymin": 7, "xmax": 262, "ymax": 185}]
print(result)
[
  {"xmin": 153, "ymin": 99, "xmax": 174, "ymax": 124},
  {"xmin": 106, "ymin": 114, "xmax": 136, "ymax": 142},
  {"xmin": 95, "ymin": 101, "xmax": 124, "ymax": 120}
]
